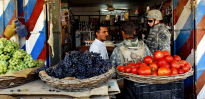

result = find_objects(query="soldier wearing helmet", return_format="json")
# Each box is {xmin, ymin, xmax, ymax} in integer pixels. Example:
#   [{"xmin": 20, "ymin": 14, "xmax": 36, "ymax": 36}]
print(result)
[{"xmin": 144, "ymin": 9, "xmax": 171, "ymax": 54}]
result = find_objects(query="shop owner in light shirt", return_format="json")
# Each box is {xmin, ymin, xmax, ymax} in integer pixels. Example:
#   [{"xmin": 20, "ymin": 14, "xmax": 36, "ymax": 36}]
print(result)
[{"xmin": 89, "ymin": 24, "xmax": 109, "ymax": 59}]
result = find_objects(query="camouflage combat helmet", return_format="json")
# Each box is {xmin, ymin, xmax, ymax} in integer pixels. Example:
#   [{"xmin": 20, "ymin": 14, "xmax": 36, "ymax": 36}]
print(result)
[{"xmin": 146, "ymin": 9, "xmax": 163, "ymax": 20}]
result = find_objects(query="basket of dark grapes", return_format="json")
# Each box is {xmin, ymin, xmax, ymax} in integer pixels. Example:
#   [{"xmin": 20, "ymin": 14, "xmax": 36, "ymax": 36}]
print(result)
[
  {"xmin": 0, "ymin": 38, "xmax": 45, "ymax": 89},
  {"xmin": 38, "ymin": 51, "xmax": 115, "ymax": 91}
]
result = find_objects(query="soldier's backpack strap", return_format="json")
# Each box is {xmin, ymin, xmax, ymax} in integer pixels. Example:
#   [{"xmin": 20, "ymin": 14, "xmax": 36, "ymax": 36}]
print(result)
[
  {"xmin": 116, "ymin": 43, "xmax": 125, "ymax": 63},
  {"xmin": 119, "ymin": 48, "xmax": 124, "ymax": 63},
  {"xmin": 141, "ymin": 40, "xmax": 145, "ymax": 49}
]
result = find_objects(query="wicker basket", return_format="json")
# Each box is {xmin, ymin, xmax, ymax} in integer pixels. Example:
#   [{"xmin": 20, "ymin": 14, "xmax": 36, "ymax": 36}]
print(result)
[
  {"xmin": 0, "ymin": 95, "xmax": 17, "ymax": 99},
  {"xmin": 38, "ymin": 67, "xmax": 115, "ymax": 91},
  {"xmin": 0, "ymin": 68, "xmax": 38, "ymax": 89},
  {"xmin": 0, "ymin": 60, "xmax": 45, "ymax": 89},
  {"xmin": 117, "ymin": 62, "xmax": 194, "ymax": 84}
]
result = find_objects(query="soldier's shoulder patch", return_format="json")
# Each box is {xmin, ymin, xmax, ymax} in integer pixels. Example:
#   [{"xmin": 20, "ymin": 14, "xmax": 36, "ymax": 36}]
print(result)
[{"xmin": 158, "ymin": 32, "xmax": 168, "ymax": 42}]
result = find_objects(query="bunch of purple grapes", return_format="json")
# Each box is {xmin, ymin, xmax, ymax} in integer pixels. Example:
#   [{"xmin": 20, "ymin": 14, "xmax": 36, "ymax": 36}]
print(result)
[{"xmin": 44, "ymin": 51, "xmax": 112, "ymax": 79}]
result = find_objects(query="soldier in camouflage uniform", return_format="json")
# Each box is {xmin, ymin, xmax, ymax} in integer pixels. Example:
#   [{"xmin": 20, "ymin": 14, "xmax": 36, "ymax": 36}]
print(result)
[
  {"xmin": 110, "ymin": 22, "xmax": 152, "ymax": 68},
  {"xmin": 144, "ymin": 9, "xmax": 171, "ymax": 54}
]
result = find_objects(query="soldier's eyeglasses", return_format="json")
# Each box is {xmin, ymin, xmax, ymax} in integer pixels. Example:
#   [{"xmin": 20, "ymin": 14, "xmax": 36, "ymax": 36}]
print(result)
[{"xmin": 147, "ymin": 20, "xmax": 153, "ymax": 23}]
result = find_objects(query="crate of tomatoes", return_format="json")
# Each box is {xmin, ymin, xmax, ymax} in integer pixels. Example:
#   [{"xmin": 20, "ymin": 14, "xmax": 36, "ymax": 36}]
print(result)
[{"xmin": 116, "ymin": 50, "xmax": 194, "ymax": 84}]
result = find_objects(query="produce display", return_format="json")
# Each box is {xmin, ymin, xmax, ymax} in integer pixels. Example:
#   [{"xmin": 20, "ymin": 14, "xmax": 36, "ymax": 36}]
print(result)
[
  {"xmin": 36, "ymin": 51, "xmax": 112, "ymax": 79},
  {"xmin": 0, "ymin": 38, "xmax": 44, "ymax": 74},
  {"xmin": 117, "ymin": 50, "xmax": 192, "ymax": 76}
]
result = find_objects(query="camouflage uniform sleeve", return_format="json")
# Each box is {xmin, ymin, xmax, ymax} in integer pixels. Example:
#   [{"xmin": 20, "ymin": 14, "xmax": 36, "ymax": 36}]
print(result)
[
  {"xmin": 158, "ymin": 27, "xmax": 171, "ymax": 53},
  {"xmin": 110, "ymin": 47, "xmax": 122, "ymax": 69},
  {"xmin": 144, "ymin": 44, "xmax": 153, "ymax": 57}
]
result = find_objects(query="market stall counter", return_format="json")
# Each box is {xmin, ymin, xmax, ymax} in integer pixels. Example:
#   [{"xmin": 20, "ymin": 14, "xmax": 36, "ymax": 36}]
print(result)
[{"xmin": 0, "ymin": 79, "xmax": 120, "ymax": 98}]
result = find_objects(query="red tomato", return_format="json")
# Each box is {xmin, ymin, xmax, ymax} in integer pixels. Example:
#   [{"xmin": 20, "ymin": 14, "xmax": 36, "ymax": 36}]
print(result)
[
  {"xmin": 139, "ymin": 63, "xmax": 148, "ymax": 67},
  {"xmin": 171, "ymin": 68, "xmax": 178, "ymax": 75},
  {"xmin": 128, "ymin": 63, "xmax": 136, "ymax": 68},
  {"xmin": 153, "ymin": 50, "xmax": 164, "ymax": 60},
  {"xmin": 173, "ymin": 55, "xmax": 181, "ymax": 61},
  {"xmin": 144, "ymin": 56, "xmax": 153, "ymax": 64},
  {"xmin": 117, "ymin": 66, "xmax": 122, "ymax": 69},
  {"xmin": 118, "ymin": 66, "xmax": 125, "ymax": 72},
  {"xmin": 131, "ymin": 67, "xmax": 138, "ymax": 74},
  {"xmin": 182, "ymin": 66, "xmax": 189, "ymax": 72},
  {"xmin": 138, "ymin": 66, "xmax": 151, "ymax": 75},
  {"xmin": 170, "ymin": 61, "xmax": 180, "ymax": 69},
  {"xmin": 181, "ymin": 60, "xmax": 187, "ymax": 64},
  {"xmin": 135, "ymin": 62, "xmax": 141, "ymax": 68},
  {"xmin": 178, "ymin": 61, "xmax": 185, "ymax": 69},
  {"xmin": 172, "ymin": 60, "xmax": 178, "ymax": 62},
  {"xmin": 162, "ymin": 50, "xmax": 170, "ymax": 56},
  {"xmin": 124, "ymin": 66, "xmax": 132, "ymax": 73},
  {"xmin": 153, "ymin": 61, "xmax": 158, "ymax": 64},
  {"xmin": 149, "ymin": 62, "xmax": 158, "ymax": 71},
  {"xmin": 151, "ymin": 70, "xmax": 158, "ymax": 76},
  {"xmin": 164, "ymin": 63, "xmax": 170, "ymax": 68},
  {"xmin": 164, "ymin": 55, "xmax": 173, "ymax": 63},
  {"xmin": 178, "ymin": 69, "xmax": 185, "ymax": 74},
  {"xmin": 157, "ymin": 59, "xmax": 167, "ymax": 67},
  {"xmin": 136, "ymin": 61, "xmax": 141, "ymax": 63},
  {"xmin": 185, "ymin": 62, "xmax": 192, "ymax": 69},
  {"xmin": 158, "ymin": 67, "xmax": 171, "ymax": 76},
  {"xmin": 127, "ymin": 63, "xmax": 135, "ymax": 67}
]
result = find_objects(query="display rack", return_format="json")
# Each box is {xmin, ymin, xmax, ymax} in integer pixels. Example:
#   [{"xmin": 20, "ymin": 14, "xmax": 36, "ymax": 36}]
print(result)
[{"xmin": 73, "ymin": 14, "xmax": 143, "ymax": 41}]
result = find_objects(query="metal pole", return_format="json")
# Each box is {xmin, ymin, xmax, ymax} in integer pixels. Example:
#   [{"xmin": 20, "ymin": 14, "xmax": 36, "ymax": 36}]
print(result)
[
  {"xmin": 192, "ymin": 0, "xmax": 196, "ymax": 98},
  {"xmin": 45, "ymin": 0, "xmax": 49, "ymax": 68},
  {"xmin": 15, "ymin": 0, "xmax": 19, "ymax": 45}
]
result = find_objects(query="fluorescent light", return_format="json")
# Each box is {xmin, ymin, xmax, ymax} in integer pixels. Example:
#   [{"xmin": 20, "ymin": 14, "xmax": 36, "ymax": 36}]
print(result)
[{"xmin": 101, "ymin": 9, "xmax": 108, "ymax": 11}]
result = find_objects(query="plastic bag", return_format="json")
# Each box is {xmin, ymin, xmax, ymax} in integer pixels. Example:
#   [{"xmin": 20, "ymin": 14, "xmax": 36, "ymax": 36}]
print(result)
[
  {"xmin": 115, "ymin": 12, "xmax": 118, "ymax": 22},
  {"xmin": 120, "ymin": 12, "xmax": 125, "ymax": 21},
  {"xmin": 125, "ymin": 11, "xmax": 129, "ymax": 20},
  {"xmin": 106, "ymin": 12, "xmax": 111, "ymax": 20}
]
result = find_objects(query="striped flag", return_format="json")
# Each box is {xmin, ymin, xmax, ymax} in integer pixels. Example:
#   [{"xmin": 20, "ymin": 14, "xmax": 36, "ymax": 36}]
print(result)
[{"xmin": 0, "ymin": 0, "xmax": 47, "ymax": 62}]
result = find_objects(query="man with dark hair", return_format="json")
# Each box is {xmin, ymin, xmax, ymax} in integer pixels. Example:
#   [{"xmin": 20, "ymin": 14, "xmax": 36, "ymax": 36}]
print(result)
[
  {"xmin": 93, "ymin": 24, "xmax": 107, "ymax": 37},
  {"xmin": 89, "ymin": 24, "xmax": 109, "ymax": 59},
  {"xmin": 110, "ymin": 21, "xmax": 152, "ymax": 68},
  {"xmin": 122, "ymin": 22, "xmax": 135, "ymax": 36}
]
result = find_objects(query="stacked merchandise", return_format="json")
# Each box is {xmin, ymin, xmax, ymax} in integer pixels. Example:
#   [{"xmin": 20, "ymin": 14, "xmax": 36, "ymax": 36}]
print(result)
[
  {"xmin": 130, "ymin": 19, "xmax": 139, "ymax": 26},
  {"xmin": 90, "ymin": 18, "xmax": 99, "ymax": 26}
]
